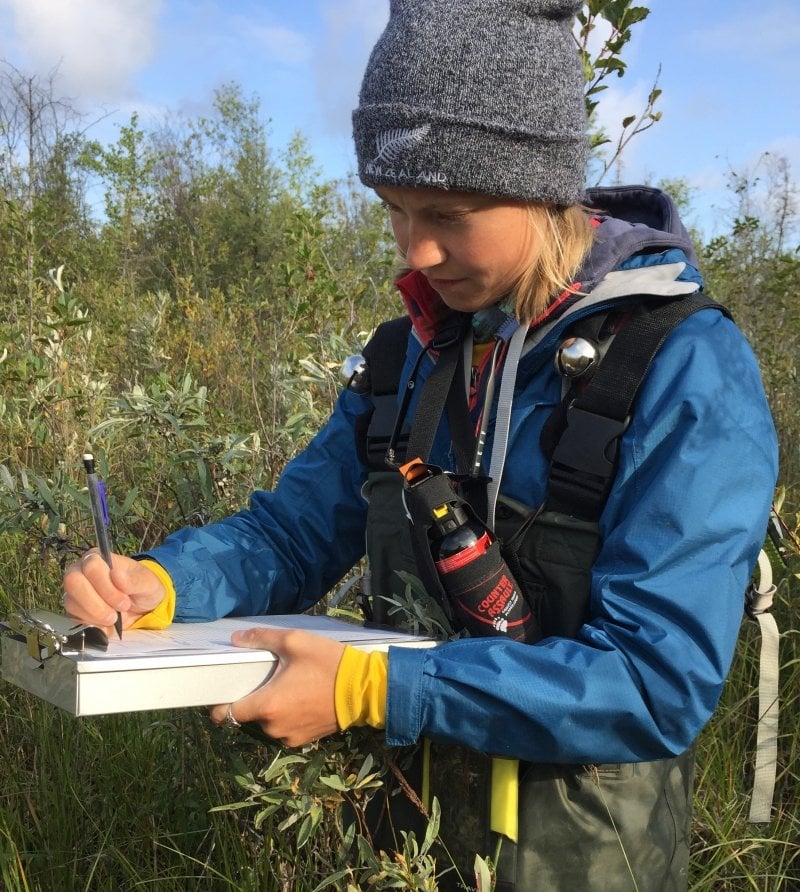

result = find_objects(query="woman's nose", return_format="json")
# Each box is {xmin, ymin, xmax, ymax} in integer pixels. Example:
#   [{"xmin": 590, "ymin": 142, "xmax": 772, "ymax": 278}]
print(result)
[{"xmin": 403, "ymin": 227, "xmax": 447, "ymax": 270}]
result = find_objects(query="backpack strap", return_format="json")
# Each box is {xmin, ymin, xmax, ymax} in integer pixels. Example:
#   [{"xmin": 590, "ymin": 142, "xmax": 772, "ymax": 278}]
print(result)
[
  {"xmin": 545, "ymin": 293, "xmax": 729, "ymax": 520},
  {"xmin": 357, "ymin": 316, "xmax": 412, "ymax": 470},
  {"xmin": 358, "ymin": 312, "xmax": 474, "ymax": 471},
  {"xmin": 403, "ymin": 312, "xmax": 473, "ymax": 469}
]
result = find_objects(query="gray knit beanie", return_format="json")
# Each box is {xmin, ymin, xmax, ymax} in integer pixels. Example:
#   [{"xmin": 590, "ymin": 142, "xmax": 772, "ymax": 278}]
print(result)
[{"xmin": 352, "ymin": 0, "xmax": 588, "ymax": 205}]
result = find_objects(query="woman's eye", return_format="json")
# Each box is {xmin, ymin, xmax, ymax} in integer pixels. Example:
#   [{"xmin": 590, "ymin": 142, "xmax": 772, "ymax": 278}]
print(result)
[{"xmin": 437, "ymin": 211, "xmax": 468, "ymax": 224}]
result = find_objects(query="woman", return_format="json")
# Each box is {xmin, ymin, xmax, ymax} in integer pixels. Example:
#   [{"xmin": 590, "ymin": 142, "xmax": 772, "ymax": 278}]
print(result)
[{"xmin": 64, "ymin": 1, "xmax": 778, "ymax": 889}]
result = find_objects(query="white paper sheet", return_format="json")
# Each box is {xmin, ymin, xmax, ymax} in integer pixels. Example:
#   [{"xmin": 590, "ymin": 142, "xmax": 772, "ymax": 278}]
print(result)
[{"xmin": 96, "ymin": 614, "xmax": 430, "ymax": 658}]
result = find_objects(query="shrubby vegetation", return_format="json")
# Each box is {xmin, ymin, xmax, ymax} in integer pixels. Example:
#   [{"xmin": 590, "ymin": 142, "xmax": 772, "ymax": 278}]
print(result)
[{"xmin": 1, "ymin": 3, "xmax": 798, "ymax": 887}]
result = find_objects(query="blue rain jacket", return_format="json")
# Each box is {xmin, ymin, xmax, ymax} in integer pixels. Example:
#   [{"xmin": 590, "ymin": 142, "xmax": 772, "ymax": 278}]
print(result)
[{"xmin": 144, "ymin": 186, "xmax": 778, "ymax": 765}]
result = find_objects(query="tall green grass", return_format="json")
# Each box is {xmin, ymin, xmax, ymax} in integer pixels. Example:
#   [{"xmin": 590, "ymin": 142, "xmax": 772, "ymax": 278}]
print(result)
[
  {"xmin": 691, "ymin": 601, "xmax": 799, "ymax": 889},
  {"xmin": 2, "ymin": 572, "xmax": 797, "ymax": 890}
]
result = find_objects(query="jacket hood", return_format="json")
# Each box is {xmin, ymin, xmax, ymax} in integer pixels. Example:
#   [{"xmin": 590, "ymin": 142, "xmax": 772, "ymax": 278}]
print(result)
[
  {"xmin": 396, "ymin": 184, "xmax": 703, "ymax": 345},
  {"xmin": 580, "ymin": 185, "xmax": 700, "ymax": 290}
]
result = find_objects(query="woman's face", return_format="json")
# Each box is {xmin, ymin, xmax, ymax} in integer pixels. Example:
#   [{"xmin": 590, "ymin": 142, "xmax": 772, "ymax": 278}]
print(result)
[{"xmin": 377, "ymin": 185, "xmax": 539, "ymax": 313}]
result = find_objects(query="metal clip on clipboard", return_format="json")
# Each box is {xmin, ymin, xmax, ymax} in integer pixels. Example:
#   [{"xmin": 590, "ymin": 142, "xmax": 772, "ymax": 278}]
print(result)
[{"xmin": 2, "ymin": 609, "xmax": 108, "ymax": 665}]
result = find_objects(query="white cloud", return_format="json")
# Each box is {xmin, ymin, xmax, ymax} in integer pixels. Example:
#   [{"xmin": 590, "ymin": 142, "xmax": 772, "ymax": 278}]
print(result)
[
  {"xmin": 1, "ymin": 0, "xmax": 162, "ymax": 102},
  {"xmin": 763, "ymin": 135, "xmax": 800, "ymax": 170}
]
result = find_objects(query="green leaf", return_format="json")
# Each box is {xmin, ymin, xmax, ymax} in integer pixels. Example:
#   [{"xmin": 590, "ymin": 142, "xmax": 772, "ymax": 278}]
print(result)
[
  {"xmin": 260, "ymin": 752, "xmax": 306, "ymax": 783},
  {"xmin": 356, "ymin": 752, "xmax": 374, "ymax": 785},
  {"xmin": 208, "ymin": 801, "xmax": 256, "ymax": 813},
  {"xmin": 421, "ymin": 797, "xmax": 441, "ymax": 856},
  {"xmin": 301, "ymin": 751, "xmax": 326, "ymax": 790},
  {"xmin": 278, "ymin": 811, "xmax": 301, "ymax": 833},
  {"xmin": 119, "ymin": 487, "xmax": 139, "ymax": 516},
  {"xmin": 595, "ymin": 57, "xmax": 626, "ymax": 74},
  {"xmin": 318, "ymin": 775, "xmax": 349, "ymax": 791},
  {"xmin": 311, "ymin": 868, "xmax": 357, "ymax": 891},
  {"xmin": 254, "ymin": 804, "xmax": 282, "ymax": 829},
  {"xmin": 30, "ymin": 475, "xmax": 58, "ymax": 516},
  {"xmin": 624, "ymin": 6, "xmax": 650, "ymax": 26},
  {"xmin": 296, "ymin": 808, "xmax": 322, "ymax": 848},
  {"xmin": 0, "ymin": 465, "xmax": 15, "ymax": 490}
]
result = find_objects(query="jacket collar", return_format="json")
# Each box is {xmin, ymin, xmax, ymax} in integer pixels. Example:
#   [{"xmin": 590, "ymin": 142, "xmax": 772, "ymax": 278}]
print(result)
[{"xmin": 395, "ymin": 270, "xmax": 580, "ymax": 345}]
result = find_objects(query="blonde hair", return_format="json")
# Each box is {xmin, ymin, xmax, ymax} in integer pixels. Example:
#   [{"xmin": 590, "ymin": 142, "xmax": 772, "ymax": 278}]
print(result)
[{"xmin": 511, "ymin": 204, "xmax": 595, "ymax": 324}]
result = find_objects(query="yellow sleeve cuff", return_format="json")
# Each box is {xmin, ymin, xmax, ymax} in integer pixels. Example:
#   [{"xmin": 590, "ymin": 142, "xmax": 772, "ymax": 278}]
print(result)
[
  {"xmin": 128, "ymin": 560, "xmax": 177, "ymax": 630},
  {"xmin": 334, "ymin": 645, "xmax": 389, "ymax": 730}
]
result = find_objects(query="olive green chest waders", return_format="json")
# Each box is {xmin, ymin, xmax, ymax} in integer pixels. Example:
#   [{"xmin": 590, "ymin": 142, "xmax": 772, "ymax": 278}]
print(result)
[{"xmin": 356, "ymin": 296, "xmax": 726, "ymax": 892}]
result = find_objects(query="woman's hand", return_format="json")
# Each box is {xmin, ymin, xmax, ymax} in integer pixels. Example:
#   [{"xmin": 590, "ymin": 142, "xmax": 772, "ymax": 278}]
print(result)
[
  {"xmin": 62, "ymin": 551, "xmax": 166, "ymax": 633},
  {"xmin": 209, "ymin": 628, "xmax": 346, "ymax": 747}
]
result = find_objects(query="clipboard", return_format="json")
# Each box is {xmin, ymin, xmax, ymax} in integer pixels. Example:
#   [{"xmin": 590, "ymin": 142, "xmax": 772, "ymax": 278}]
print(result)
[{"xmin": 1, "ymin": 610, "xmax": 436, "ymax": 716}]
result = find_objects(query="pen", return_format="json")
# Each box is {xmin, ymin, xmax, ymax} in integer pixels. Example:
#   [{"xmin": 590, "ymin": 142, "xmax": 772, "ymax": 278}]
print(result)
[{"xmin": 83, "ymin": 452, "xmax": 123, "ymax": 639}]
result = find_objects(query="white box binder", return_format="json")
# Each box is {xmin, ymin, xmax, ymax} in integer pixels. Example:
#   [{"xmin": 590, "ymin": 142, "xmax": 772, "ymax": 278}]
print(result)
[{"xmin": 1, "ymin": 610, "xmax": 436, "ymax": 716}]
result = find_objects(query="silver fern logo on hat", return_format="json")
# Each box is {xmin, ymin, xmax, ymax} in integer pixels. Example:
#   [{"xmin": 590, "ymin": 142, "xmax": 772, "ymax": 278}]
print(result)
[
  {"xmin": 371, "ymin": 125, "xmax": 431, "ymax": 164},
  {"xmin": 366, "ymin": 124, "xmax": 448, "ymax": 187}
]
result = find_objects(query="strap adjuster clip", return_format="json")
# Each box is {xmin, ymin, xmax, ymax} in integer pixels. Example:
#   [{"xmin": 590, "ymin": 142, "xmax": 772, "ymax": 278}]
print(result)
[{"xmin": 551, "ymin": 406, "xmax": 629, "ymax": 479}]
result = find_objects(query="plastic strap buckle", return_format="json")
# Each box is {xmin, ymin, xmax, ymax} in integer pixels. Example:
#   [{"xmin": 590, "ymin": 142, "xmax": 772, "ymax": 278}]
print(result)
[{"xmin": 548, "ymin": 407, "xmax": 629, "ymax": 517}]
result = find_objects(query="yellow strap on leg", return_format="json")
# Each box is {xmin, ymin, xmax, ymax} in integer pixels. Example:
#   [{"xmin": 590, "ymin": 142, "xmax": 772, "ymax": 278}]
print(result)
[
  {"xmin": 490, "ymin": 757, "xmax": 519, "ymax": 842},
  {"xmin": 422, "ymin": 737, "xmax": 432, "ymax": 812}
]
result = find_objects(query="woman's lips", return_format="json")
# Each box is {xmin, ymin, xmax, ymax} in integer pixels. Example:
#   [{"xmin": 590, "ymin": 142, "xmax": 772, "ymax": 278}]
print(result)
[{"xmin": 427, "ymin": 276, "xmax": 466, "ymax": 290}]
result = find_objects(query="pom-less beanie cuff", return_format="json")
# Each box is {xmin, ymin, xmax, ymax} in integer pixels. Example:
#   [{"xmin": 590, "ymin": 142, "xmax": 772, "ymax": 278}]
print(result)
[{"xmin": 353, "ymin": 107, "xmax": 588, "ymax": 205}]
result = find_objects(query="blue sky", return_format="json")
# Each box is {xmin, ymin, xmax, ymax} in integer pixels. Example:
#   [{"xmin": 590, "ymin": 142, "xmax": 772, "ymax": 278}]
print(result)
[{"xmin": 0, "ymin": 0, "xmax": 797, "ymax": 238}]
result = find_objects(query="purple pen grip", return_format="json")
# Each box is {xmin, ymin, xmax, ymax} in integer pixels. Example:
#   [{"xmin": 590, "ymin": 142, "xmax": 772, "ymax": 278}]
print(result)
[{"xmin": 98, "ymin": 479, "xmax": 110, "ymax": 526}]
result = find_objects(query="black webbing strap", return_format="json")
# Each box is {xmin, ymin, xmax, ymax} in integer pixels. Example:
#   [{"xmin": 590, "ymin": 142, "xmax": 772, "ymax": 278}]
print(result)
[
  {"xmin": 547, "ymin": 293, "xmax": 729, "ymax": 520},
  {"xmin": 360, "ymin": 317, "xmax": 412, "ymax": 469},
  {"xmin": 404, "ymin": 314, "xmax": 474, "ymax": 469},
  {"xmin": 445, "ymin": 343, "xmax": 478, "ymax": 473},
  {"xmin": 364, "ymin": 316, "xmax": 412, "ymax": 395}
]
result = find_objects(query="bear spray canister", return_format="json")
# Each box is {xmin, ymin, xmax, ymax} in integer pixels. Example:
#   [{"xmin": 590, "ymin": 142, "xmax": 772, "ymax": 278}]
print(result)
[{"xmin": 400, "ymin": 458, "xmax": 539, "ymax": 642}]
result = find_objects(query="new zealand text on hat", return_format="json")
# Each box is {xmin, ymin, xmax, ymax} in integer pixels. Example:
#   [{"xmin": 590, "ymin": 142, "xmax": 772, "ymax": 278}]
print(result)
[{"xmin": 352, "ymin": 0, "xmax": 588, "ymax": 205}]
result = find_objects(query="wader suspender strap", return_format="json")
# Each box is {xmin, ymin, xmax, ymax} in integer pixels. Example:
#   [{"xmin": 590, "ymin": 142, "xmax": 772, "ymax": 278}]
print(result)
[
  {"xmin": 547, "ymin": 293, "xmax": 726, "ymax": 521},
  {"xmin": 746, "ymin": 550, "xmax": 781, "ymax": 823}
]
